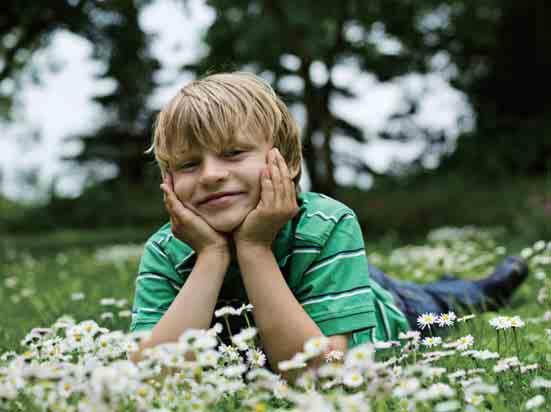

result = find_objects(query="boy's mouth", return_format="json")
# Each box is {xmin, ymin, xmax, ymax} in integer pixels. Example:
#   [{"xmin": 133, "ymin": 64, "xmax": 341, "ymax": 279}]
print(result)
[{"xmin": 198, "ymin": 191, "xmax": 244, "ymax": 206}]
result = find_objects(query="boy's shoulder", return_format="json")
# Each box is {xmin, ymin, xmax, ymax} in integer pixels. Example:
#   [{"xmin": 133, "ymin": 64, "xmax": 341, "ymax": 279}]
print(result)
[{"xmin": 294, "ymin": 192, "xmax": 358, "ymax": 245}]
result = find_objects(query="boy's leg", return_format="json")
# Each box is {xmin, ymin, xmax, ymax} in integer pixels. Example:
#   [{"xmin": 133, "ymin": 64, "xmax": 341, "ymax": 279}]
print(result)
[{"xmin": 368, "ymin": 256, "xmax": 528, "ymax": 331}]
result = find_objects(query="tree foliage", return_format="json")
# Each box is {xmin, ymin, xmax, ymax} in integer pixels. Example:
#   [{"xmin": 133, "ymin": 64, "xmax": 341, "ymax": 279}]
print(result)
[
  {"xmin": 1, "ymin": 0, "xmax": 549, "ymax": 198},
  {"xmin": 1, "ymin": 0, "xmax": 159, "ymax": 184},
  {"xmin": 190, "ymin": 0, "xmax": 551, "ymax": 194}
]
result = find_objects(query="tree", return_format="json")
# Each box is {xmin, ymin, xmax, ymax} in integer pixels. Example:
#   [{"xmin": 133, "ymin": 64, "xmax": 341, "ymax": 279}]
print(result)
[
  {"xmin": 188, "ymin": 0, "xmax": 551, "ymax": 196},
  {"xmin": 1, "ymin": 0, "xmax": 160, "ymax": 185}
]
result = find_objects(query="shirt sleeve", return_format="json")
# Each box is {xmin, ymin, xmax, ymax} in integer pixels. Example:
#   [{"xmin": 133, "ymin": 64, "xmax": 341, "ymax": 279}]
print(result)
[
  {"xmin": 130, "ymin": 238, "xmax": 183, "ymax": 332},
  {"xmin": 291, "ymin": 213, "xmax": 377, "ymax": 340}
]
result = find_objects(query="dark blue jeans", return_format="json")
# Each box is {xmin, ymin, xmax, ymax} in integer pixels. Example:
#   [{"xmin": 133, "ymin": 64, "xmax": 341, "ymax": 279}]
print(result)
[{"xmin": 368, "ymin": 263, "xmax": 489, "ymax": 330}]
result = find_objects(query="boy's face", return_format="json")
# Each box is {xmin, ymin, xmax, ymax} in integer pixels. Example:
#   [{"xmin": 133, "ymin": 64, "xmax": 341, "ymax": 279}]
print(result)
[{"xmin": 169, "ymin": 135, "xmax": 274, "ymax": 233}]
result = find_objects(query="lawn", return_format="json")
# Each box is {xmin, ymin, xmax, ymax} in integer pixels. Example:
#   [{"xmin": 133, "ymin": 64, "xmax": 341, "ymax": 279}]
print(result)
[{"xmin": 1, "ymin": 226, "xmax": 550, "ymax": 411}]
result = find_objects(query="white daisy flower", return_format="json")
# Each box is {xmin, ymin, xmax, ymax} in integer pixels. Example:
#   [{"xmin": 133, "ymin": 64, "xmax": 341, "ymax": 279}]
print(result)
[
  {"xmin": 456, "ymin": 335, "xmax": 474, "ymax": 350},
  {"xmin": 246, "ymin": 348, "xmax": 266, "ymax": 367},
  {"xmin": 534, "ymin": 240, "xmax": 547, "ymax": 252},
  {"xmin": 525, "ymin": 394, "xmax": 545, "ymax": 410},
  {"xmin": 219, "ymin": 343, "xmax": 241, "ymax": 363},
  {"xmin": 197, "ymin": 349, "xmax": 220, "ymax": 368},
  {"xmin": 304, "ymin": 336, "xmax": 330, "ymax": 357},
  {"xmin": 489, "ymin": 316, "xmax": 512, "ymax": 330},
  {"xmin": 344, "ymin": 345, "xmax": 375, "ymax": 369},
  {"xmin": 436, "ymin": 312, "xmax": 457, "ymax": 327},
  {"xmin": 399, "ymin": 330, "xmax": 421, "ymax": 341},
  {"xmin": 392, "ymin": 378, "xmax": 420, "ymax": 397},
  {"xmin": 434, "ymin": 400, "xmax": 460, "ymax": 412},
  {"xmin": 421, "ymin": 336, "xmax": 442, "ymax": 348},
  {"xmin": 470, "ymin": 350, "xmax": 500, "ymax": 360},
  {"xmin": 70, "ymin": 292, "xmax": 85, "ymax": 301},
  {"xmin": 278, "ymin": 352, "xmax": 308, "ymax": 371},
  {"xmin": 324, "ymin": 350, "xmax": 344, "ymax": 362},
  {"xmin": 342, "ymin": 370, "xmax": 364, "ymax": 388},
  {"xmin": 417, "ymin": 313, "xmax": 437, "ymax": 329},
  {"xmin": 531, "ymin": 377, "xmax": 551, "ymax": 389},
  {"xmin": 509, "ymin": 316, "xmax": 525, "ymax": 328},
  {"xmin": 223, "ymin": 363, "xmax": 247, "ymax": 378},
  {"xmin": 214, "ymin": 306, "xmax": 239, "ymax": 318}
]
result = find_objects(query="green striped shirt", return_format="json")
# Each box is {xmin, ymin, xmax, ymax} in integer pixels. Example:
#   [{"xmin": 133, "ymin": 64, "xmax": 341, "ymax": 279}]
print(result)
[{"xmin": 130, "ymin": 192, "xmax": 409, "ymax": 347}]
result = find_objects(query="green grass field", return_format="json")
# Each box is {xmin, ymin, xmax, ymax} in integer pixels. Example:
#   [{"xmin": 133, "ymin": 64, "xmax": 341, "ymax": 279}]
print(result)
[{"xmin": 1, "ymin": 226, "xmax": 550, "ymax": 411}]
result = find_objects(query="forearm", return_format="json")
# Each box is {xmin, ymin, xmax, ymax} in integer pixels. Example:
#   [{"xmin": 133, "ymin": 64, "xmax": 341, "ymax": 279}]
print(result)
[
  {"xmin": 131, "ymin": 251, "xmax": 228, "ymax": 362},
  {"xmin": 237, "ymin": 244, "xmax": 323, "ymax": 371}
]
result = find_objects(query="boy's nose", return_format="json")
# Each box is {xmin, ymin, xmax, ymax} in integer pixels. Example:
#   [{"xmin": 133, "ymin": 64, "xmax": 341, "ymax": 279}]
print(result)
[{"xmin": 199, "ymin": 157, "xmax": 229, "ymax": 185}]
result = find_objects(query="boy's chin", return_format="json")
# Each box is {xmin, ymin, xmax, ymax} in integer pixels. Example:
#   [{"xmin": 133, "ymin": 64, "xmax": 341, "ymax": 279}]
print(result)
[{"xmin": 206, "ymin": 215, "xmax": 247, "ymax": 234}]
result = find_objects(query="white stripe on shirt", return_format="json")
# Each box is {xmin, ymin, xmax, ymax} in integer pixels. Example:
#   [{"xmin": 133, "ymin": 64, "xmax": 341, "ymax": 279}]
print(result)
[
  {"xmin": 304, "ymin": 250, "xmax": 366, "ymax": 276},
  {"xmin": 136, "ymin": 274, "xmax": 181, "ymax": 291},
  {"xmin": 301, "ymin": 287, "xmax": 372, "ymax": 306}
]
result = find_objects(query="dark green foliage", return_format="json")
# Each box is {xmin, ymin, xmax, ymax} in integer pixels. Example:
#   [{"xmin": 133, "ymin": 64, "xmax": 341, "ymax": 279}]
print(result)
[{"xmin": 2, "ymin": 0, "xmax": 550, "ymax": 227}]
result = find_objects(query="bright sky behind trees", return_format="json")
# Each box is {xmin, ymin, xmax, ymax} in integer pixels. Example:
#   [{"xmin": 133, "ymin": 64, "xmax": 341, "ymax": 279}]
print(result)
[{"xmin": 0, "ymin": 0, "xmax": 471, "ymax": 202}]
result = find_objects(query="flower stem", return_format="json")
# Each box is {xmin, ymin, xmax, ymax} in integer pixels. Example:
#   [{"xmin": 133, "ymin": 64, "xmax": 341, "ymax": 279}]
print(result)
[
  {"xmin": 512, "ymin": 329, "xmax": 521, "ymax": 361},
  {"xmin": 223, "ymin": 315, "xmax": 233, "ymax": 338}
]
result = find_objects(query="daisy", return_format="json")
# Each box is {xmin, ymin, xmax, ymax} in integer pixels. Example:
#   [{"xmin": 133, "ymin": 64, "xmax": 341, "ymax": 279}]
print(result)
[
  {"xmin": 374, "ymin": 341, "xmax": 400, "ymax": 350},
  {"xmin": 525, "ymin": 395, "xmax": 545, "ymax": 410},
  {"xmin": 436, "ymin": 312, "xmax": 457, "ymax": 327},
  {"xmin": 324, "ymin": 350, "xmax": 344, "ymax": 362},
  {"xmin": 417, "ymin": 313, "xmax": 437, "ymax": 330},
  {"xmin": 399, "ymin": 330, "xmax": 421, "ymax": 341},
  {"xmin": 531, "ymin": 377, "xmax": 551, "ymax": 389},
  {"xmin": 434, "ymin": 400, "xmax": 460, "ymax": 412},
  {"xmin": 197, "ymin": 349, "xmax": 220, "ymax": 368},
  {"xmin": 344, "ymin": 345, "xmax": 375, "ymax": 369},
  {"xmin": 421, "ymin": 336, "xmax": 442, "ymax": 348},
  {"xmin": 456, "ymin": 335, "xmax": 474, "ymax": 350},
  {"xmin": 392, "ymin": 378, "xmax": 420, "ymax": 397},
  {"xmin": 303, "ymin": 336, "xmax": 330, "ymax": 357},
  {"xmin": 342, "ymin": 370, "xmax": 364, "ymax": 388},
  {"xmin": 509, "ymin": 316, "xmax": 525, "ymax": 328},
  {"xmin": 246, "ymin": 349, "xmax": 267, "ymax": 367},
  {"xmin": 214, "ymin": 306, "xmax": 239, "ymax": 318},
  {"xmin": 470, "ymin": 350, "xmax": 500, "ymax": 360},
  {"xmin": 489, "ymin": 316, "xmax": 512, "ymax": 330}
]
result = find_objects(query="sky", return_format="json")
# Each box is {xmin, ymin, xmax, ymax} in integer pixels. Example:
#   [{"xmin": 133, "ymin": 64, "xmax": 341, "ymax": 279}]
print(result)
[{"xmin": 0, "ymin": 0, "xmax": 472, "ymax": 202}]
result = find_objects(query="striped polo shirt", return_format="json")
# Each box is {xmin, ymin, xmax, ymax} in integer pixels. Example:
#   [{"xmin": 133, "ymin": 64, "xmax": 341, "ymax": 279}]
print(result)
[{"xmin": 130, "ymin": 192, "xmax": 409, "ymax": 347}]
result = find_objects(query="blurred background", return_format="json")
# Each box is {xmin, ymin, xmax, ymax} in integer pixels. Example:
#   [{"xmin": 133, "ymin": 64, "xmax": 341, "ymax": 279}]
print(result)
[{"xmin": 1, "ymin": 0, "xmax": 550, "ymax": 249}]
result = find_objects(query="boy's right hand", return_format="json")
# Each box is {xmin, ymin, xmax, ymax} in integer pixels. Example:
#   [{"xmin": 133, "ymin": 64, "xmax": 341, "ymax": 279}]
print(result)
[{"xmin": 160, "ymin": 173, "xmax": 230, "ymax": 259}]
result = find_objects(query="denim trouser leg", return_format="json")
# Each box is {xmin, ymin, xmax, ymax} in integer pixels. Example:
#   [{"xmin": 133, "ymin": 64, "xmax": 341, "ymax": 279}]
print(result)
[{"xmin": 368, "ymin": 264, "xmax": 487, "ymax": 331}]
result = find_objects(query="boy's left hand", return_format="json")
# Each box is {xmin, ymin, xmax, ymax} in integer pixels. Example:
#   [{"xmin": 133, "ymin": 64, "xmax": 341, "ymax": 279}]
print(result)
[{"xmin": 233, "ymin": 148, "xmax": 299, "ymax": 249}]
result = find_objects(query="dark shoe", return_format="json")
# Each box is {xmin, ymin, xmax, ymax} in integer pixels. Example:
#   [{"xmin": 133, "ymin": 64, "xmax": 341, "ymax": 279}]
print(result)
[{"xmin": 474, "ymin": 256, "xmax": 529, "ymax": 309}]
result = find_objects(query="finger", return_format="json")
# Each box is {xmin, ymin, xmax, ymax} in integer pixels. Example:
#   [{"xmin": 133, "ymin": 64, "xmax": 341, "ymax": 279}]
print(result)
[
  {"xmin": 269, "ymin": 149, "xmax": 283, "ymax": 208},
  {"xmin": 161, "ymin": 182, "xmax": 184, "ymax": 215},
  {"xmin": 275, "ymin": 149, "xmax": 293, "ymax": 204},
  {"xmin": 259, "ymin": 166, "xmax": 275, "ymax": 208},
  {"xmin": 167, "ymin": 172, "xmax": 175, "ymax": 191}
]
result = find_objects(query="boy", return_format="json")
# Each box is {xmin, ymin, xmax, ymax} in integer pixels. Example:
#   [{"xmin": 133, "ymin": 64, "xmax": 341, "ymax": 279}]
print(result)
[{"xmin": 130, "ymin": 72, "xmax": 528, "ymax": 371}]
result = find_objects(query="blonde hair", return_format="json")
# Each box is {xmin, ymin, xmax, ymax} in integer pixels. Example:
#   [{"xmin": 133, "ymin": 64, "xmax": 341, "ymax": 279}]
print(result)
[{"xmin": 147, "ymin": 72, "xmax": 302, "ymax": 185}]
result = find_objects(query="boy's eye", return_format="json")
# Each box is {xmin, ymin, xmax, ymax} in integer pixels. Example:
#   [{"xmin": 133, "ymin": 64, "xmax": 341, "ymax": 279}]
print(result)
[
  {"xmin": 222, "ymin": 149, "xmax": 245, "ymax": 157},
  {"xmin": 177, "ymin": 161, "xmax": 198, "ymax": 171}
]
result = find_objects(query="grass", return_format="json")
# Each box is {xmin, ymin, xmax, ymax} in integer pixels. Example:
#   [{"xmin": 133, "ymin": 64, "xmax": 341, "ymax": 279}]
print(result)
[{"xmin": 0, "ymin": 225, "xmax": 550, "ymax": 411}]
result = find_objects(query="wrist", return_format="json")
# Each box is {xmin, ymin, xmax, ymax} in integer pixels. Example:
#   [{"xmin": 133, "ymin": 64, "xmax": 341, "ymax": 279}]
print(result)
[
  {"xmin": 235, "ymin": 240, "xmax": 272, "ymax": 255},
  {"xmin": 197, "ymin": 247, "xmax": 231, "ymax": 267}
]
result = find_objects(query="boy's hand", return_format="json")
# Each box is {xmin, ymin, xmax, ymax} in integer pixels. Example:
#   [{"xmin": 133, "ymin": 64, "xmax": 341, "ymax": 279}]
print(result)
[
  {"xmin": 160, "ymin": 173, "xmax": 231, "ymax": 259},
  {"xmin": 233, "ymin": 148, "xmax": 299, "ymax": 249}
]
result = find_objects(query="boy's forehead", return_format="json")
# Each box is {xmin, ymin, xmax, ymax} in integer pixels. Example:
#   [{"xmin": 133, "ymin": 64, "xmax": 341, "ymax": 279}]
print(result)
[{"xmin": 180, "ymin": 130, "xmax": 269, "ymax": 154}]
